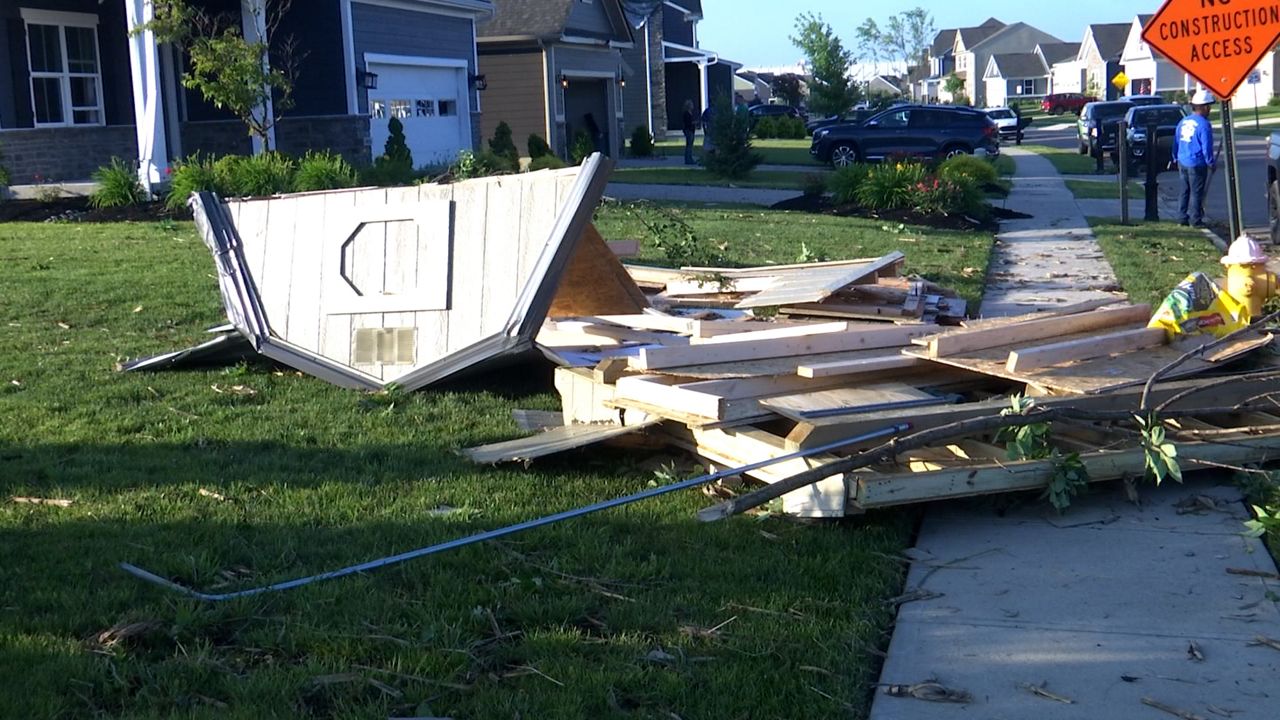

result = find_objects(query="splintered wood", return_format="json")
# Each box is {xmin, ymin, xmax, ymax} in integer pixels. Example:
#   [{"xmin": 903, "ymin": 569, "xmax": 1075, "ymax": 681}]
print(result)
[{"xmin": 459, "ymin": 248, "xmax": 1279, "ymax": 518}]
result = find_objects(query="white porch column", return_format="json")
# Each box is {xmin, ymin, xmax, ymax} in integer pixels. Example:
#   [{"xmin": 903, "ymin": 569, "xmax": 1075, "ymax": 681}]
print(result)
[
  {"xmin": 241, "ymin": 0, "xmax": 275, "ymax": 153},
  {"xmin": 698, "ymin": 61, "xmax": 708, "ymax": 111},
  {"xmin": 125, "ymin": 0, "xmax": 169, "ymax": 193}
]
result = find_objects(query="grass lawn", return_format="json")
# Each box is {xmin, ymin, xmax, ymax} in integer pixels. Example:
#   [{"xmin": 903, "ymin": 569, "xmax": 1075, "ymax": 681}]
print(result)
[
  {"xmin": 609, "ymin": 166, "xmax": 817, "ymax": 190},
  {"xmin": 1023, "ymin": 144, "xmax": 1115, "ymax": 176},
  {"xmin": 1088, "ymin": 219, "xmax": 1224, "ymax": 307},
  {"xmin": 0, "ymin": 203, "xmax": 1003, "ymax": 718},
  {"xmin": 655, "ymin": 137, "xmax": 820, "ymax": 167},
  {"xmin": 1064, "ymin": 179, "xmax": 1146, "ymax": 200}
]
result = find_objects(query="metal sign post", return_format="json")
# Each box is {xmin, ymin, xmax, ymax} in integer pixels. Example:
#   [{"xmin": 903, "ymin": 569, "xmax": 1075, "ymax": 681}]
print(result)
[
  {"xmin": 1118, "ymin": 120, "xmax": 1130, "ymax": 225},
  {"xmin": 1221, "ymin": 99, "xmax": 1243, "ymax": 241}
]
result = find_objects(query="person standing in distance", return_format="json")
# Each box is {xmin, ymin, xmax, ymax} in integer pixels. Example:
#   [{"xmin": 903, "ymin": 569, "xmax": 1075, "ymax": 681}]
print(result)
[
  {"xmin": 1176, "ymin": 89, "xmax": 1216, "ymax": 227},
  {"xmin": 682, "ymin": 100, "xmax": 697, "ymax": 165}
]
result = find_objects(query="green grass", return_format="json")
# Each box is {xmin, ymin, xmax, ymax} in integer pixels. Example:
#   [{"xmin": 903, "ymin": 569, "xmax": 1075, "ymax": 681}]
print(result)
[
  {"xmin": 1023, "ymin": 144, "xmax": 1115, "ymax": 175},
  {"xmin": 595, "ymin": 204, "xmax": 996, "ymax": 305},
  {"xmin": 0, "ymin": 210, "xmax": 975, "ymax": 719},
  {"xmin": 655, "ymin": 138, "xmax": 819, "ymax": 166},
  {"xmin": 610, "ymin": 167, "xmax": 818, "ymax": 190},
  {"xmin": 1088, "ymin": 219, "xmax": 1224, "ymax": 307},
  {"xmin": 1065, "ymin": 180, "xmax": 1146, "ymax": 199}
]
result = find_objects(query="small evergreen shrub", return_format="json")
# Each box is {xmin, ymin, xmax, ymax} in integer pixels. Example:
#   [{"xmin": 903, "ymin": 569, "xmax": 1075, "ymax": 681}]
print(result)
[
  {"xmin": 938, "ymin": 154, "xmax": 998, "ymax": 187},
  {"xmin": 226, "ymin": 151, "xmax": 296, "ymax": 196},
  {"xmin": 629, "ymin": 126, "xmax": 655, "ymax": 158},
  {"xmin": 89, "ymin": 157, "xmax": 146, "ymax": 208},
  {"xmin": 363, "ymin": 116, "xmax": 416, "ymax": 186},
  {"xmin": 570, "ymin": 130, "xmax": 594, "ymax": 164},
  {"xmin": 704, "ymin": 95, "xmax": 762, "ymax": 180},
  {"xmin": 382, "ymin": 116, "xmax": 413, "ymax": 169},
  {"xmin": 1269, "ymin": 95, "xmax": 1280, "ymax": 108},
  {"xmin": 529, "ymin": 155, "xmax": 568, "ymax": 171},
  {"xmin": 829, "ymin": 163, "xmax": 871, "ymax": 205},
  {"xmin": 754, "ymin": 116, "xmax": 778, "ymax": 139},
  {"xmin": 856, "ymin": 162, "xmax": 926, "ymax": 210},
  {"xmin": 166, "ymin": 154, "xmax": 224, "ymax": 209},
  {"xmin": 780, "ymin": 116, "xmax": 806, "ymax": 139},
  {"xmin": 528, "ymin": 133, "xmax": 552, "ymax": 159},
  {"xmin": 293, "ymin": 150, "xmax": 358, "ymax": 192},
  {"xmin": 488, "ymin": 121, "xmax": 519, "ymax": 166}
]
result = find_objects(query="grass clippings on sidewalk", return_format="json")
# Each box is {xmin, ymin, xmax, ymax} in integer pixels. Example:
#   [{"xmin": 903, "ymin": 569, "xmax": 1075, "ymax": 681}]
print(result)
[
  {"xmin": 1065, "ymin": 179, "xmax": 1145, "ymax": 200},
  {"xmin": 610, "ymin": 166, "xmax": 815, "ymax": 190},
  {"xmin": 1088, "ymin": 219, "xmax": 1225, "ymax": 307},
  {"xmin": 0, "ymin": 211, "xmax": 968, "ymax": 719},
  {"xmin": 1023, "ymin": 144, "xmax": 1115, "ymax": 176}
]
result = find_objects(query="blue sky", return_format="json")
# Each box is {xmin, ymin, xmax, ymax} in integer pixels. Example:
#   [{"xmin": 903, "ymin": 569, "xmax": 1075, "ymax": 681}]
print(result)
[{"xmin": 698, "ymin": 1, "xmax": 1153, "ymax": 68}]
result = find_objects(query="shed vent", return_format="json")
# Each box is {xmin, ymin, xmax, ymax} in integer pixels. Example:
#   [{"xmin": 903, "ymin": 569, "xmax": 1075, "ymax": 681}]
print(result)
[{"xmin": 353, "ymin": 328, "xmax": 416, "ymax": 365}]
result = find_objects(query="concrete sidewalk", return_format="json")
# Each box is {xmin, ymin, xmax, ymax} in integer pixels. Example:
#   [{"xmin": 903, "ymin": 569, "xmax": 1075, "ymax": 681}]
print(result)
[{"xmin": 869, "ymin": 146, "xmax": 1280, "ymax": 720}]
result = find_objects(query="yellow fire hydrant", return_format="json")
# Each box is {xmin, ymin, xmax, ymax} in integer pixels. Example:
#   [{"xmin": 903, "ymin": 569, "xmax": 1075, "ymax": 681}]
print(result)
[{"xmin": 1221, "ymin": 235, "xmax": 1278, "ymax": 319}]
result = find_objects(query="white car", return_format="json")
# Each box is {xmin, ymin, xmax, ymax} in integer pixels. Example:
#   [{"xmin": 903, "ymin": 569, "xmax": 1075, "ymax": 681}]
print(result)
[{"xmin": 984, "ymin": 107, "xmax": 1023, "ymax": 145}]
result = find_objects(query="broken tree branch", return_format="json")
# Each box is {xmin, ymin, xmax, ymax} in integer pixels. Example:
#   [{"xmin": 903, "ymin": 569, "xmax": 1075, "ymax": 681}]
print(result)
[{"xmin": 1141, "ymin": 309, "xmax": 1280, "ymax": 413}]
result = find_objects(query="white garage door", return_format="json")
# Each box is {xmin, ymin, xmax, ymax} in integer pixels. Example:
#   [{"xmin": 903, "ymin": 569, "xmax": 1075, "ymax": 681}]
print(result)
[{"xmin": 366, "ymin": 56, "xmax": 469, "ymax": 168}]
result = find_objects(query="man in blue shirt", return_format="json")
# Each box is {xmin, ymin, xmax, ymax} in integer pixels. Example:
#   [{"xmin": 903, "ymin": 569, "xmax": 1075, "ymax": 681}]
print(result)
[{"xmin": 1176, "ymin": 89, "xmax": 1216, "ymax": 227}]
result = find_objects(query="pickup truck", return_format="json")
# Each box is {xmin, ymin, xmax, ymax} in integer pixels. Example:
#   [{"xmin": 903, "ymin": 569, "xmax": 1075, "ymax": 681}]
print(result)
[{"xmin": 1268, "ymin": 132, "xmax": 1280, "ymax": 242}]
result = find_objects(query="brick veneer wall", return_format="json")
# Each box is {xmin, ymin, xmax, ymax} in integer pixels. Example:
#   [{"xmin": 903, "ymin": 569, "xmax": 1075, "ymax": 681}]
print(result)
[
  {"xmin": 0, "ymin": 126, "xmax": 137, "ymax": 184},
  {"xmin": 181, "ymin": 116, "xmax": 371, "ymax": 166}
]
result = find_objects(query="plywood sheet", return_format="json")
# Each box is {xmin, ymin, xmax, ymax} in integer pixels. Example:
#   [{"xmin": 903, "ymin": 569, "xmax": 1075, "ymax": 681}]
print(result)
[
  {"xmin": 548, "ymin": 224, "xmax": 649, "ymax": 318},
  {"xmin": 760, "ymin": 383, "xmax": 935, "ymax": 423},
  {"xmin": 735, "ymin": 252, "xmax": 905, "ymax": 309}
]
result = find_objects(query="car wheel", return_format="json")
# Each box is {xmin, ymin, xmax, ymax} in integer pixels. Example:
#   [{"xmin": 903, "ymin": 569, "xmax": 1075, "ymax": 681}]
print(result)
[
  {"xmin": 1052, "ymin": 106, "xmax": 1064, "ymax": 115},
  {"xmin": 941, "ymin": 145, "xmax": 970, "ymax": 159},
  {"xmin": 830, "ymin": 144, "xmax": 859, "ymax": 168},
  {"xmin": 1269, "ymin": 181, "xmax": 1280, "ymax": 245}
]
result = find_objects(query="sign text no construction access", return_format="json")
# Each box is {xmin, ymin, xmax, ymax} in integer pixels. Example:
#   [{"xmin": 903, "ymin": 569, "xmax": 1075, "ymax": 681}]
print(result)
[{"xmin": 1142, "ymin": 0, "xmax": 1280, "ymax": 99}]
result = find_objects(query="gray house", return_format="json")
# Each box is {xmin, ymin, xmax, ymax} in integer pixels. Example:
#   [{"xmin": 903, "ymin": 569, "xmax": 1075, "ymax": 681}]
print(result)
[
  {"xmin": 478, "ymin": 0, "xmax": 634, "ymax": 160},
  {"xmin": 982, "ymin": 53, "xmax": 1050, "ymax": 107},
  {"xmin": 956, "ymin": 21, "xmax": 1062, "ymax": 106},
  {"xmin": 0, "ymin": 0, "xmax": 494, "ymax": 187}
]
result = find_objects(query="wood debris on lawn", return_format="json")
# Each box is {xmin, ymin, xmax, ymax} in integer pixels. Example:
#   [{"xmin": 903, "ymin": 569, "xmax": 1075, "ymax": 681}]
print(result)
[{"xmin": 11, "ymin": 496, "xmax": 73, "ymax": 507}]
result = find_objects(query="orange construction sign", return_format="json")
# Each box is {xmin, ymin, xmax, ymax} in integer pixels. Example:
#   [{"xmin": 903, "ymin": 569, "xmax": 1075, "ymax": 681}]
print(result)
[{"xmin": 1141, "ymin": 0, "xmax": 1280, "ymax": 100}]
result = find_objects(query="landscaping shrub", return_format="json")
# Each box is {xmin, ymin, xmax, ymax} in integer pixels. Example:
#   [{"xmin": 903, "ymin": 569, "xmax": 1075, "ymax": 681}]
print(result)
[
  {"xmin": 570, "ymin": 130, "xmax": 594, "ymax": 164},
  {"xmin": 801, "ymin": 172, "xmax": 829, "ymax": 198},
  {"xmin": 293, "ymin": 150, "xmax": 358, "ymax": 192},
  {"xmin": 0, "ymin": 141, "xmax": 9, "ymax": 190},
  {"xmin": 705, "ymin": 95, "xmax": 762, "ymax": 180},
  {"xmin": 754, "ymin": 116, "xmax": 778, "ymax": 139},
  {"xmin": 89, "ymin": 157, "xmax": 146, "ymax": 208},
  {"xmin": 451, "ymin": 149, "xmax": 517, "ymax": 180},
  {"xmin": 166, "ymin": 154, "xmax": 223, "ymax": 209},
  {"xmin": 488, "ymin": 121, "xmax": 519, "ymax": 167},
  {"xmin": 938, "ymin": 154, "xmax": 998, "ymax": 187},
  {"xmin": 529, "ymin": 155, "xmax": 567, "ymax": 171},
  {"xmin": 363, "ymin": 116, "xmax": 416, "ymax": 186},
  {"xmin": 629, "ymin": 126, "xmax": 655, "ymax": 157},
  {"xmin": 527, "ymin": 133, "xmax": 552, "ymax": 159},
  {"xmin": 910, "ymin": 175, "xmax": 985, "ymax": 217},
  {"xmin": 856, "ymin": 162, "xmax": 926, "ymax": 210},
  {"xmin": 1270, "ymin": 95, "xmax": 1280, "ymax": 108},
  {"xmin": 226, "ymin": 151, "xmax": 296, "ymax": 196},
  {"xmin": 781, "ymin": 116, "xmax": 807, "ymax": 139},
  {"xmin": 829, "ymin": 163, "xmax": 871, "ymax": 204}
]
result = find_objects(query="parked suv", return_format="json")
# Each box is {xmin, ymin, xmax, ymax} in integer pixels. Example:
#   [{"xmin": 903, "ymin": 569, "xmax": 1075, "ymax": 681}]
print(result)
[
  {"xmin": 1042, "ymin": 93, "xmax": 1097, "ymax": 115},
  {"xmin": 1077, "ymin": 100, "xmax": 1135, "ymax": 156},
  {"xmin": 809, "ymin": 105, "xmax": 999, "ymax": 167}
]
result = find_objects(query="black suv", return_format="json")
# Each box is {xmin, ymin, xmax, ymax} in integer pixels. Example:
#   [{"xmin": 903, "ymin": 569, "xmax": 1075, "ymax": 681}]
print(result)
[
  {"xmin": 809, "ymin": 105, "xmax": 999, "ymax": 167},
  {"xmin": 1123, "ymin": 104, "xmax": 1187, "ymax": 170},
  {"xmin": 1077, "ymin": 101, "xmax": 1135, "ymax": 156}
]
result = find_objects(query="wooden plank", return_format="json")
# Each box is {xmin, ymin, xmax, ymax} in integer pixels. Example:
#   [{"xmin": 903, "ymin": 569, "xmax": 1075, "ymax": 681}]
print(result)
[
  {"xmin": 622, "ymin": 264, "xmax": 687, "ymax": 288},
  {"xmin": 736, "ymin": 252, "xmax": 905, "ymax": 309},
  {"xmin": 647, "ymin": 348, "xmax": 964, "ymax": 380},
  {"xmin": 778, "ymin": 302, "xmax": 911, "ymax": 321},
  {"xmin": 1205, "ymin": 333, "xmax": 1273, "ymax": 362},
  {"xmin": 665, "ymin": 275, "xmax": 777, "ymax": 296},
  {"xmin": 690, "ymin": 321, "xmax": 851, "ymax": 345},
  {"xmin": 612, "ymin": 371, "xmax": 881, "ymax": 421},
  {"xmin": 1006, "ymin": 327, "xmax": 1168, "ymax": 373},
  {"xmin": 685, "ymin": 427, "xmax": 848, "ymax": 517},
  {"xmin": 554, "ymin": 367, "xmax": 624, "ymax": 425},
  {"xmin": 461, "ymin": 419, "xmax": 660, "ymax": 464},
  {"xmin": 444, "ymin": 179, "xmax": 483, "ymax": 354},
  {"xmin": 319, "ymin": 192, "xmax": 357, "ymax": 364},
  {"xmin": 797, "ymin": 354, "xmax": 925, "ymax": 379},
  {"xmin": 760, "ymin": 384, "xmax": 936, "ymax": 424},
  {"xmin": 920, "ymin": 305, "xmax": 1151, "ymax": 358},
  {"xmin": 959, "ymin": 297, "xmax": 1128, "ymax": 329},
  {"xmin": 544, "ymin": 321, "xmax": 686, "ymax": 346},
  {"xmin": 629, "ymin": 324, "xmax": 936, "ymax": 371},
  {"xmin": 479, "ymin": 176, "xmax": 524, "ymax": 334},
  {"xmin": 853, "ymin": 434, "xmax": 1280, "ymax": 509},
  {"xmin": 679, "ymin": 257, "xmax": 880, "ymax": 278}
]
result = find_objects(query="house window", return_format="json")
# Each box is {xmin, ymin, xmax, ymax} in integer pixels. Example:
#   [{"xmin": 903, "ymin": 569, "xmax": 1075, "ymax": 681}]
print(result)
[
  {"xmin": 1017, "ymin": 79, "xmax": 1037, "ymax": 96},
  {"xmin": 21, "ymin": 10, "xmax": 104, "ymax": 127}
]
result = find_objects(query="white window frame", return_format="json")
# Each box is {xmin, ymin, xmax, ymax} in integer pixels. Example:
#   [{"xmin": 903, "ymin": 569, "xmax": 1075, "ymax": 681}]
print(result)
[{"xmin": 20, "ymin": 9, "xmax": 105, "ymax": 129}]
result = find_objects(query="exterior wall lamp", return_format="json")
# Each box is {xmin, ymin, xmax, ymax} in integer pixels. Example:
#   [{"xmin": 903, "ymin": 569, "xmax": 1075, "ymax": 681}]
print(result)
[
  {"xmin": 358, "ymin": 69, "xmax": 378, "ymax": 90},
  {"xmin": 469, "ymin": 73, "xmax": 487, "ymax": 91},
  {"xmin": 560, "ymin": 74, "xmax": 569, "ymax": 89}
]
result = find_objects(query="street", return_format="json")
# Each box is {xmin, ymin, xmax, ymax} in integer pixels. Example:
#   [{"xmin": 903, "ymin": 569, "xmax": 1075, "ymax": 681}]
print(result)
[{"xmin": 1024, "ymin": 118, "xmax": 1270, "ymax": 235}]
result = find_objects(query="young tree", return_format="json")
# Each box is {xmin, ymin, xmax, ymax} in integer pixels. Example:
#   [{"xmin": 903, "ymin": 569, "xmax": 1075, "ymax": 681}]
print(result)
[
  {"xmin": 944, "ymin": 73, "xmax": 967, "ymax": 104},
  {"xmin": 857, "ymin": 8, "xmax": 936, "ymax": 75},
  {"xmin": 138, "ymin": 0, "xmax": 300, "ymax": 151},
  {"xmin": 791, "ymin": 13, "xmax": 860, "ymax": 117},
  {"xmin": 770, "ymin": 73, "xmax": 805, "ymax": 108},
  {"xmin": 704, "ymin": 95, "xmax": 762, "ymax": 180}
]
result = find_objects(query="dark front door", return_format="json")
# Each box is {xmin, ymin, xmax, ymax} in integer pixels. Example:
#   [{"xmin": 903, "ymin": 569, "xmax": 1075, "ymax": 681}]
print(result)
[{"xmin": 564, "ymin": 78, "xmax": 611, "ymax": 158}]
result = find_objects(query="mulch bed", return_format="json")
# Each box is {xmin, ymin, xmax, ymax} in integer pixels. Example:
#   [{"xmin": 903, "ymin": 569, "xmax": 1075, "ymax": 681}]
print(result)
[
  {"xmin": 769, "ymin": 194, "xmax": 1031, "ymax": 232},
  {"xmin": 0, "ymin": 197, "xmax": 190, "ymax": 224}
]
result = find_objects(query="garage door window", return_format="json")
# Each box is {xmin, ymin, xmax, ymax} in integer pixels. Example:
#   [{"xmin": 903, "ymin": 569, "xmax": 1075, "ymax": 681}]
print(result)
[
  {"xmin": 415, "ymin": 99, "xmax": 435, "ymax": 117},
  {"xmin": 390, "ymin": 99, "xmax": 411, "ymax": 119},
  {"xmin": 438, "ymin": 99, "xmax": 457, "ymax": 117},
  {"xmin": 369, "ymin": 99, "xmax": 386, "ymax": 119}
]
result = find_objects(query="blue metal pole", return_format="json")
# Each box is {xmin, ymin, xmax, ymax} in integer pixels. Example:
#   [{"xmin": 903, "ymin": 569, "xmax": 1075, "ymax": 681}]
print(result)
[{"xmin": 121, "ymin": 422, "xmax": 911, "ymax": 601}]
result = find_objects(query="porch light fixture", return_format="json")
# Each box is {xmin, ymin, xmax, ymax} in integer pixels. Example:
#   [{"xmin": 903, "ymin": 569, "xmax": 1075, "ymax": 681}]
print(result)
[
  {"xmin": 469, "ymin": 73, "xmax": 487, "ymax": 91},
  {"xmin": 618, "ymin": 74, "xmax": 626, "ymax": 88},
  {"xmin": 358, "ymin": 69, "xmax": 379, "ymax": 90},
  {"xmin": 560, "ymin": 74, "xmax": 569, "ymax": 89}
]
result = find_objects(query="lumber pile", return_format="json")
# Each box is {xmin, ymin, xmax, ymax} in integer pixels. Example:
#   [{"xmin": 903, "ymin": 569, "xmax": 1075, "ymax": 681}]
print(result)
[
  {"xmin": 465, "ymin": 266, "xmax": 1280, "ymax": 519},
  {"xmin": 624, "ymin": 252, "xmax": 967, "ymax": 325}
]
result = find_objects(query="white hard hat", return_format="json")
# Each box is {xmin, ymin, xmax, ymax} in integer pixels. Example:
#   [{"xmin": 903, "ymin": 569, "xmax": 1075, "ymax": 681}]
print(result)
[
  {"xmin": 1221, "ymin": 234, "xmax": 1268, "ymax": 265},
  {"xmin": 1191, "ymin": 89, "xmax": 1216, "ymax": 105}
]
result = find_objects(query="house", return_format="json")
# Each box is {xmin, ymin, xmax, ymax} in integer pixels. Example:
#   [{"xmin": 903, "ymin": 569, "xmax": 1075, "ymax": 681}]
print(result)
[
  {"xmin": 956, "ymin": 22, "xmax": 1062, "ymax": 106},
  {"xmin": 478, "ymin": 0, "xmax": 634, "ymax": 160},
  {"xmin": 950, "ymin": 19, "xmax": 1009, "ymax": 103},
  {"xmin": 867, "ymin": 75, "xmax": 903, "ymax": 98},
  {"xmin": 916, "ymin": 21, "xmax": 1007, "ymax": 102},
  {"xmin": 0, "ymin": 0, "xmax": 494, "ymax": 187},
  {"xmin": 1036, "ymin": 42, "xmax": 1080, "ymax": 94},
  {"xmin": 1077, "ymin": 22, "xmax": 1131, "ymax": 100},
  {"xmin": 734, "ymin": 70, "xmax": 774, "ymax": 105},
  {"xmin": 982, "ymin": 53, "xmax": 1049, "ymax": 108},
  {"xmin": 616, "ymin": 0, "xmax": 739, "ymax": 137}
]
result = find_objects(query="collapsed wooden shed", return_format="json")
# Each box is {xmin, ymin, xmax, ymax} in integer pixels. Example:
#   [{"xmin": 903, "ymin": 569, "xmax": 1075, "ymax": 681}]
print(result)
[{"xmin": 129, "ymin": 154, "xmax": 630, "ymax": 390}]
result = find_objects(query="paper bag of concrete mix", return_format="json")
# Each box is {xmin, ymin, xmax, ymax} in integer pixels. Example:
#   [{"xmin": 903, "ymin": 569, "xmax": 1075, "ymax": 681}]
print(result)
[{"xmin": 1148, "ymin": 272, "xmax": 1250, "ymax": 338}]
